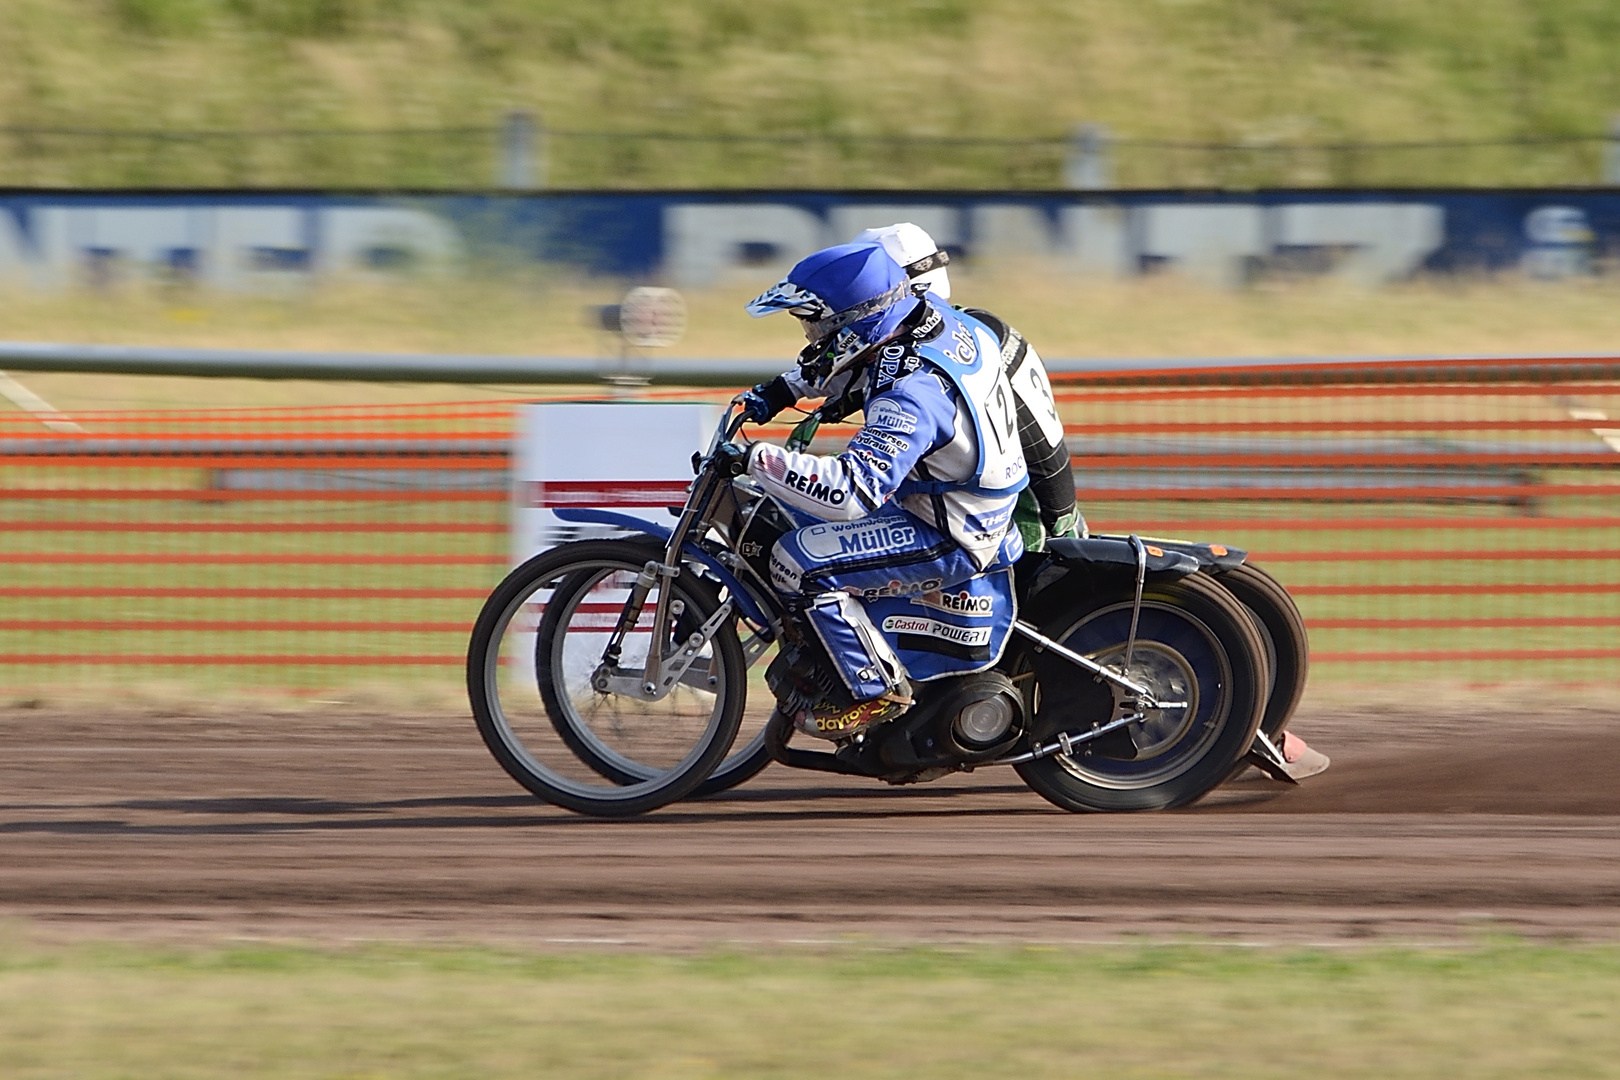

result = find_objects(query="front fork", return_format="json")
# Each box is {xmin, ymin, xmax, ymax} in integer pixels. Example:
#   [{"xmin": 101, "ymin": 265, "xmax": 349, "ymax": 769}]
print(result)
[{"xmin": 593, "ymin": 467, "xmax": 730, "ymax": 701}]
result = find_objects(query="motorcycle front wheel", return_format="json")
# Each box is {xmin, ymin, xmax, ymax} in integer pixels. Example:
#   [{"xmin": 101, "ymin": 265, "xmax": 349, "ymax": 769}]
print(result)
[
  {"xmin": 539, "ymin": 553, "xmax": 777, "ymax": 798},
  {"xmin": 1010, "ymin": 572, "xmax": 1267, "ymax": 812},
  {"xmin": 466, "ymin": 540, "xmax": 747, "ymax": 817}
]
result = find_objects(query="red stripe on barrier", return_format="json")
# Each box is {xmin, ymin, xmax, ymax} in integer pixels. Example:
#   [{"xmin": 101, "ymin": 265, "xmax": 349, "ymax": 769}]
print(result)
[
  {"xmin": 1064, "ymin": 419, "xmax": 1620, "ymax": 434},
  {"xmin": 1314, "ymin": 648, "xmax": 1620, "ymax": 662},
  {"xmin": 0, "ymin": 521, "xmax": 506, "ymax": 534},
  {"xmin": 0, "ymin": 454, "xmax": 509, "ymax": 468},
  {"xmin": 1084, "ymin": 518, "xmax": 1620, "ymax": 532},
  {"xmin": 12, "ymin": 402, "xmax": 520, "ymax": 421},
  {"xmin": 1074, "ymin": 484, "xmax": 1620, "ymax": 501},
  {"xmin": 0, "ymin": 620, "xmax": 472, "ymax": 632},
  {"xmin": 1048, "ymin": 356, "xmax": 1620, "ymax": 386},
  {"xmin": 1290, "ymin": 583, "xmax": 1620, "ymax": 596},
  {"xmin": 1050, "ymin": 383, "xmax": 1620, "ymax": 402},
  {"xmin": 2, "ymin": 431, "xmax": 511, "ymax": 444},
  {"xmin": 1254, "ymin": 549, "xmax": 1620, "ymax": 562},
  {"xmin": 1056, "ymin": 354, "xmax": 1620, "ymax": 377},
  {"xmin": 0, "ymin": 489, "xmax": 505, "ymax": 502},
  {"xmin": 0, "ymin": 654, "xmax": 463, "ymax": 666},
  {"xmin": 518, "ymin": 479, "xmax": 694, "ymax": 508},
  {"xmin": 0, "ymin": 553, "xmax": 506, "ymax": 565},
  {"xmin": 0, "ymin": 587, "xmax": 487, "ymax": 598},
  {"xmin": 1071, "ymin": 452, "xmax": 1616, "ymax": 468},
  {"xmin": 1308, "ymin": 617, "xmax": 1620, "ymax": 629}
]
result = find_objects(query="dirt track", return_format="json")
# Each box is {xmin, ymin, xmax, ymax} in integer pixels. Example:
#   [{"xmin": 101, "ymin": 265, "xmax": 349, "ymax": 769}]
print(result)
[{"xmin": 3, "ymin": 700, "xmax": 1619, "ymax": 945}]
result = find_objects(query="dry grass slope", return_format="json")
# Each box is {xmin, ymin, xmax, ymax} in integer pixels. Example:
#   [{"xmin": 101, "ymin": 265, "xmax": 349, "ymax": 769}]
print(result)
[{"xmin": 2, "ymin": 0, "xmax": 1620, "ymax": 185}]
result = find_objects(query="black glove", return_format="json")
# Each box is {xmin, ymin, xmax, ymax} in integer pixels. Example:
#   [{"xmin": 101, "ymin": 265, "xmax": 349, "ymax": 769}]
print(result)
[
  {"xmin": 711, "ymin": 441, "xmax": 751, "ymax": 478},
  {"xmin": 738, "ymin": 376, "xmax": 798, "ymax": 424}
]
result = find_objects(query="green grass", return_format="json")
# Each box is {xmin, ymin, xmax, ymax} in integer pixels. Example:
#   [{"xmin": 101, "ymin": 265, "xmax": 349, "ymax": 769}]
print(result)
[
  {"xmin": 4, "ymin": 0, "xmax": 1620, "ymax": 186},
  {"xmin": 0, "ymin": 939, "xmax": 1618, "ymax": 1078}
]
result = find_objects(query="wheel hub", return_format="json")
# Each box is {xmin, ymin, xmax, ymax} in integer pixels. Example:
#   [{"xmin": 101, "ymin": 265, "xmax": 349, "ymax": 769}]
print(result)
[{"xmin": 1096, "ymin": 643, "xmax": 1198, "ymax": 759}]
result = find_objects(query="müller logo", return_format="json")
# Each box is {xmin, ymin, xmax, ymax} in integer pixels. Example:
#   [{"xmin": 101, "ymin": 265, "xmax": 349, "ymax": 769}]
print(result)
[{"xmin": 912, "ymin": 589, "xmax": 996, "ymax": 617}]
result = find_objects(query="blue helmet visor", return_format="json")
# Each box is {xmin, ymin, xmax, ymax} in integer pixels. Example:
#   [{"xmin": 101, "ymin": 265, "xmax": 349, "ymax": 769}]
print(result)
[
  {"xmin": 745, "ymin": 280, "xmax": 830, "ymax": 321},
  {"xmin": 746, "ymin": 274, "xmax": 914, "ymax": 344}
]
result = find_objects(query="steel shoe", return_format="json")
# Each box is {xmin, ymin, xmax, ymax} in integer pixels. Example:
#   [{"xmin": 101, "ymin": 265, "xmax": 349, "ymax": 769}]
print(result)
[{"xmin": 1280, "ymin": 730, "xmax": 1331, "ymax": 780}]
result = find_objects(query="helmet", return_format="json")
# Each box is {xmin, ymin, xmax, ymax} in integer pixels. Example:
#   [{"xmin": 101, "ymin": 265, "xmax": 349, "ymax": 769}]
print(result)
[
  {"xmin": 852, "ymin": 222, "xmax": 951, "ymax": 301},
  {"xmin": 747, "ymin": 242, "xmax": 918, "ymax": 389}
]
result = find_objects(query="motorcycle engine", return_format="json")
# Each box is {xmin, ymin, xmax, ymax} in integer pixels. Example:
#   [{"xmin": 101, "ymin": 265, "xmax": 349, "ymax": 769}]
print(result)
[
  {"xmin": 954, "ymin": 693, "xmax": 1017, "ymax": 749},
  {"xmin": 765, "ymin": 633, "xmax": 853, "ymax": 720}
]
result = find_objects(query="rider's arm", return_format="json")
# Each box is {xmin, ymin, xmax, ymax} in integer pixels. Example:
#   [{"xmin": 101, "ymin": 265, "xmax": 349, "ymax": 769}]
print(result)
[{"xmin": 745, "ymin": 371, "xmax": 957, "ymax": 521}]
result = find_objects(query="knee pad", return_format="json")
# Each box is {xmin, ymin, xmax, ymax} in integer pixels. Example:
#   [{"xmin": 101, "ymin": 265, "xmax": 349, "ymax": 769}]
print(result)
[{"xmin": 805, "ymin": 590, "xmax": 909, "ymax": 701}]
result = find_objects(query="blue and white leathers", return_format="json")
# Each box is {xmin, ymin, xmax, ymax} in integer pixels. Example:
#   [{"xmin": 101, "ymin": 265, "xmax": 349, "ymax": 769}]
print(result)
[{"xmin": 747, "ymin": 300, "xmax": 1029, "ymax": 699}]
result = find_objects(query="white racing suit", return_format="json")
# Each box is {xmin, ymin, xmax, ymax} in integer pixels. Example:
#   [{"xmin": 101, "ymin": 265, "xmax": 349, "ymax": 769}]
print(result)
[{"xmin": 745, "ymin": 301, "xmax": 1029, "ymax": 702}]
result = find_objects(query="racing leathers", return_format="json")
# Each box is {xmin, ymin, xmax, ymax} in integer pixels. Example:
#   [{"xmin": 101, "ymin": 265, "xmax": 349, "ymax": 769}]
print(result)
[
  {"xmin": 758, "ymin": 304, "xmax": 1081, "ymax": 551},
  {"xmin": 745, "ymin": 301, "xmax": 1028, "ymax": 705}
]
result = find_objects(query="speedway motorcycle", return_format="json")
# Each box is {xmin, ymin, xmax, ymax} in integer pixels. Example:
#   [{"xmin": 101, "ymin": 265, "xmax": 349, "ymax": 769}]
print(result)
[{"xmin": 467, "ymin": 400, "xmax": 1307, "ymax": 818}]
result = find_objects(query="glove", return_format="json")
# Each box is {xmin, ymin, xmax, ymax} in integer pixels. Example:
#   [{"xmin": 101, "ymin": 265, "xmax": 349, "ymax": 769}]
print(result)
[
  {"xmin": 738, "ymin": 376, "xmax": 798, "ymax": 425},
  {"xmin": 710, "ymin": 441, "xmax": 751, "ymax": 478}
]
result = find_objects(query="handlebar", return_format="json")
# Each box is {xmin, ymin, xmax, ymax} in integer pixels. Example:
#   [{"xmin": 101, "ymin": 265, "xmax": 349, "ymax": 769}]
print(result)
[{"xmin": 705, "ymin": 397, "xmax": 749, "ymax": 459}]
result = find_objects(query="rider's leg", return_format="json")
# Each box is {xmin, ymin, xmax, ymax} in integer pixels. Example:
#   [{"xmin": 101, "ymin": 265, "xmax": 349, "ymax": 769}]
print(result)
[{"xmin": 770, "ymin": 510, "xmax": 983, "ymax": 705}]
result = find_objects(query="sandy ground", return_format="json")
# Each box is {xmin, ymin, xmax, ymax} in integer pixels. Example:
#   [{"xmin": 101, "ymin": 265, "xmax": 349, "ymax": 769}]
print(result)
[{"xmin": 2, "ymin": 697, "xmax": 1618, "ymax": 947}]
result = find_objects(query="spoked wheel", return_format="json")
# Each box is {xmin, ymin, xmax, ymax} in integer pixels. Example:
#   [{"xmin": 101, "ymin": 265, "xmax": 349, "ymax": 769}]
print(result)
[
  {"xmin": 1010, "ymin": 572, "xmax": 1268, "ymax": 812},
  {"xmin": 1214, "ymin": 561, "xmax": 1309, "ymax": 739},
  {"xmin": 541, "ymin": 560, "xmax": 778, "ymax": 797},
  {"xmin": 466, "ymin": 539, "xmax": 746, "ymax": 817}
]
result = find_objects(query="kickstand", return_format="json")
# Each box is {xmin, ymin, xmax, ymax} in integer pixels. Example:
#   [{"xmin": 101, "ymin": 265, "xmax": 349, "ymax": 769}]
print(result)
[{"xmin": 1245, "ymin": 730, "xmax": 1299, "ymax": 785}]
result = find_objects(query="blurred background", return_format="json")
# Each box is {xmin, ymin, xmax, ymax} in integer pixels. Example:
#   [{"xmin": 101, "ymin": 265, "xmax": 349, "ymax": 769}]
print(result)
[
  {"xmin": 4, "ymin": 7, "xmax": 1620, "ymax": 1073},
  {"xmin": 3, "ymin": 0, "xmax": 1620, "ymax": 705}
]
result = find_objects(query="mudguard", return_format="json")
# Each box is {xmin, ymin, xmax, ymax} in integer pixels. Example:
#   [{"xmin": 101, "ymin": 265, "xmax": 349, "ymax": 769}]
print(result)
[
  {"xmin": 1137, "ymin": 536, "xmax": 1248, "ymax": 573},
  {"xmin": 551, "ymin": 506, "xmax": 773, "ymax": 626},
  {"xmin": 1015, "ymin": 535, "xmax": 1200, "ymax": 612},
  {"xmin": 1045, "ymin": 536, "xmax": 1203, "ymax": 576}
]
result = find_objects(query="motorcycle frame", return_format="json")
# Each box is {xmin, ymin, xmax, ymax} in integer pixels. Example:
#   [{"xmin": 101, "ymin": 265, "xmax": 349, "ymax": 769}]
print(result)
[{"xmin": 579, "ymin": 400, "xmax": 1187, "ymax": 741}]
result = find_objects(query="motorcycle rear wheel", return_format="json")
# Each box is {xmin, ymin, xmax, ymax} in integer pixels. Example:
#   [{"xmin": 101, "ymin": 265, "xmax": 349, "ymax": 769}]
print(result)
[
  {"xmin": 1011, "ymin": 572, "xmax": 1267, "ymax": 812},
  {"xmin": 1214, "ymin": 561, "xmax": 1309, "ymax": 739}
]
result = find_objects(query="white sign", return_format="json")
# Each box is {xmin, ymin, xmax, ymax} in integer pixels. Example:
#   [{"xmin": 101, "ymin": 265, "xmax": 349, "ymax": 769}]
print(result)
[{"xmin": 509, "ymin": 402, "xmax": 719, "ymax": 566}]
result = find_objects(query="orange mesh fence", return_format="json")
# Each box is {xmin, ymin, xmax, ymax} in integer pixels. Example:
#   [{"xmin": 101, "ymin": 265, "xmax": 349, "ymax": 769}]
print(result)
[
  {"xmin": 0, "ymin": 400, "xmax": 511, "ymax": 691},
  {"xmin": 3, "ymin": 355, "xmax": 1619, "ymax": 691}
]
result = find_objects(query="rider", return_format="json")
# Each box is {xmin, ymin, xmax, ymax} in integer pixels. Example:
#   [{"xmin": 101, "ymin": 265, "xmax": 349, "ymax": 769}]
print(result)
[
  {"xmin": 746, "ymin": 223, "xmax": 1082, "ymax": 551},
  {"xmin": 854, "ymin": 223, "xmax": 1081, "ymax": 551},
  {"xmin": 735, "ymin": 242, "xmax": 1028, "ymax": 739},
  {"xmin": 740, "ymin": 230, "xmax": 1330, "ymax": 778}
]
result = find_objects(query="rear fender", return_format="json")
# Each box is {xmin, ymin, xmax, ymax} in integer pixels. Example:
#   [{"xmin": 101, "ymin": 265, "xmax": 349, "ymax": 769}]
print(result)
[
  {"xmin": 1018, "ymin": 536, "xmax": 1200, "ymax": 613},
  {"xmin": 1088, "ymin": 533, "xmax": 1248, "ymax": 572}
]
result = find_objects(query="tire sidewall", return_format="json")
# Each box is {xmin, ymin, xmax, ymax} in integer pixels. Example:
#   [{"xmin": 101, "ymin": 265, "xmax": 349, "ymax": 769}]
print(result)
[
  {"xmin": 466, "ymin": 539, "xmax": 747, "ymax": 816},
  {"xmin": 1011, "ymin": 573, "xmax": 1268, "ymax": 812},
  {"xmin": 1214, "ymin": 561, "xmax": 1310, "ymax": 738}
]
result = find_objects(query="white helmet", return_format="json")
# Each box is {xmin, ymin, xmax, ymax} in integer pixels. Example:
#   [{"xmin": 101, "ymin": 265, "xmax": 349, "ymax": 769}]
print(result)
[{"xmin": 852, "ymin": 222, "xmax": 951, "ymax": 301}]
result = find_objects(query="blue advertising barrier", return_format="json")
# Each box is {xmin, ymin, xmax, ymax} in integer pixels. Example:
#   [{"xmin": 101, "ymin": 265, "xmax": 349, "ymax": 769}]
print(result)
[{"xmin": 1, "ymin": 188, "xmax": 1617, "ymax": 290}]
